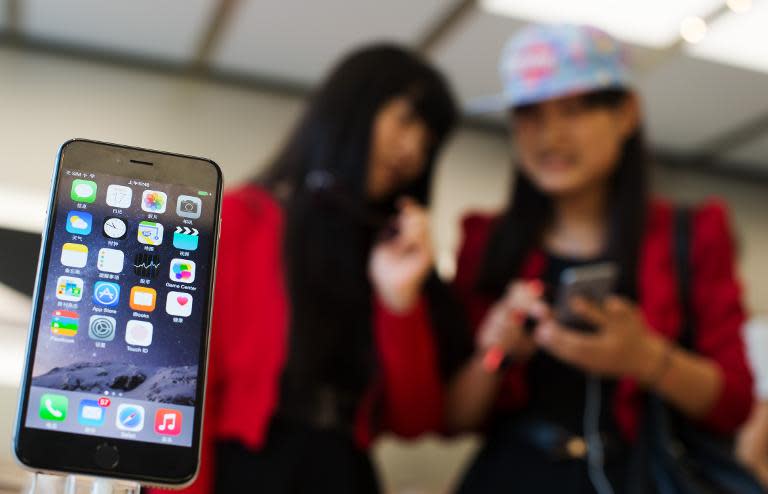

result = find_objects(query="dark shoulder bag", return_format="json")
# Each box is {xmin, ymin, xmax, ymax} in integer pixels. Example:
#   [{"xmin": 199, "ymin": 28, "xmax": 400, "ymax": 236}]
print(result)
[{"xmin": 628, "ymin": 207, "xmax": 765, "ymax": 494}]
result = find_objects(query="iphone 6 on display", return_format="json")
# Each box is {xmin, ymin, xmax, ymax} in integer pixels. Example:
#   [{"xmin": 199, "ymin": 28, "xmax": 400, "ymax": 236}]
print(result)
[{"xmin": 14, "ymin": 139, "xmax": 223, "ymax": 486}]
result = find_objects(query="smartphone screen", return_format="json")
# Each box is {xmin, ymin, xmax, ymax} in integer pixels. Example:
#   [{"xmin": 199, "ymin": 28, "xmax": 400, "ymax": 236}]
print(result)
[
  {"xmin": 15, "ymin": 139, "xmax": 222, "ymax": 485},
  {"xmin": 555, "ymin": 262, "xmax": 617, "ymax": 331}
]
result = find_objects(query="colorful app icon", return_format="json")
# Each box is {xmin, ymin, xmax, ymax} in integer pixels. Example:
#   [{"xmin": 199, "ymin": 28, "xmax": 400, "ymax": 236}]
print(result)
[
  {"xmin": 176, "ymin": 195, "xmax": 202, "ymax": 219},
  {"xmin": 65, "ymin": 211, "xmax": 92, "ymax": 235},
  {"xmin": 137, "ymin": 221, "xmax": 164, "ymax": 246},
  {"xmin": 106, "ymin": 184, "xmax": 132, "ymax": 209},
  {"xmin": 166, "ymin": 291, "xmax": 193, "ymax": 317},
  {"xmin": 103, "ymin": 217, "xmax": 127, "ymax": 240},
  {"xmin": 88, "ymin": 315, "xmax": 116, "ymax": 342},
  {"xmin": 116, "ymin": 404, "xmax": 145, "ymax": 432},
  {"xmin": 93, "ymin": 281, "xmax": 120, "ymax": 306},
  {"xmin": 71, "ymin": 179, "xmax": 97, "ymax": 203},
  {"xmin": 141, "ymin": 190, "xmax": 167, "ymax": 214},
  {"xmin": 55, "ymin": 276, "xmax": 83, "ymax": 302},
  {"xmin": 133, "ymin": 253, "xmax": 161, "ymax": 279},
  {"xmin": 125, "ymin": 320, "xmax": 153, "ymax": 347},
  {"xmin": 97, "ymin": 248, "xmax": 124, "ymax": 273},
  {"xmin": 51, "ymin": 310, "xmax": 79, "ymax": 337},
  {"xmin": 169, "ymin": 259, "xmax": 195, "ymax": 283},
  {"xmin": 129, "ymin": 286, "xmax": 156, "ymax": 312},
  {"xmin": 154, "ymin": 409, "xmax": 182, "ymax": 436},
  {"xmin": 78, "ymin": 399, "xmax": 105, "ymax": 426},
  {"xmin": 61, "ymin": 243, "xmax": 88, "ymax": 268},
  {"xmin": 40, "ymin": 394, "xmax": 68, "ymax": 421},
  {"xmin": 172, "ymin": 227, "xmax": 199, "ymax": 251}
]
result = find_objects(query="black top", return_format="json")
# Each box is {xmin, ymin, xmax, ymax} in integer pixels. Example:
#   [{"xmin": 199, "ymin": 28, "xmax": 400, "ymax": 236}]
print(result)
[
  {"xmin": 460, "ymin": 254, "xmax": 633, "ymax": 494},
  {"xmin": 518, "ymin": 253, "xmax": 619, "ymax": 435},
  {"xmin": 275, "ymin": 271, "xmax": 475, "ymax": 434}
]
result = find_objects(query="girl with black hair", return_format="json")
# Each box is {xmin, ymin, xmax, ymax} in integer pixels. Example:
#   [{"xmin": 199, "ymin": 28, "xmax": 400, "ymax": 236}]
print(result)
[
  {"xmin": 445, "ymin": 24, "xmax": 753, "ymax": 493},
  {"xmin": 150, "ymin": 44, "xmax": 470, "ymax": 494}
]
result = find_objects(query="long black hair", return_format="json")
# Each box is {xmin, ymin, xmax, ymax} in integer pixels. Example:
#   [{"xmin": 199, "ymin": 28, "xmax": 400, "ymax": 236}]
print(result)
[
  {"xmin": 259, "ymin": 44, "xmax": 463, "ymax": 428},
  {"xmin": 478, "ymin": 89, "xmax": 649, "ymax": 300}
]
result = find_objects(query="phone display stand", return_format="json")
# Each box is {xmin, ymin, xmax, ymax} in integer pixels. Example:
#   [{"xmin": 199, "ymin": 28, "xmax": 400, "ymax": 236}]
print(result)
[{"xmin": 28, "ymin": 473, "xmax": 141, "ymax": 494}]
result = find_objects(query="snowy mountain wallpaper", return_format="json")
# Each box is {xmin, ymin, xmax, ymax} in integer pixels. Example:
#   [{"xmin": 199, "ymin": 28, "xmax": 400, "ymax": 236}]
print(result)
[{"xmin": 28, "ymin": 171, "xmax": 216, "ymax": 408}]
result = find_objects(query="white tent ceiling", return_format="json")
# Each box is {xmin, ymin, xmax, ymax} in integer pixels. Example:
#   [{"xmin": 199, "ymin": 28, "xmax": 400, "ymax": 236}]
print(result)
[{"xmin": 5, "ymin": 0, "xmax": 768, "ymax": 169}]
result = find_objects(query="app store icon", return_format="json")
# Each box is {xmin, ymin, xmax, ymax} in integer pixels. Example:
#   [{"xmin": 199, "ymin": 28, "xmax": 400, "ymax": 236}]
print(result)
[{"xmin": 93, "ymin": 281, "xmax": 120, "ymax": 306}]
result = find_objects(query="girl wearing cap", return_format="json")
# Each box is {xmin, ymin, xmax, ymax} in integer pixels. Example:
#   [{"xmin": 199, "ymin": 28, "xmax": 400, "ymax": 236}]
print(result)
[
  {"xmin": 148, "ymin": 44, "xmax": 471, "ymax": 494},
  {"xmin": 445, "ymin": 24, "xmax": 753, "ymax": 492}
]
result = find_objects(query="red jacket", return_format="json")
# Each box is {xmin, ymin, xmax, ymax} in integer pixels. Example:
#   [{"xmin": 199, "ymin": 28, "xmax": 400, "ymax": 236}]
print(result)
[
  {"xmin": 152, "ymin": 185, "xmax": 445, "ymax": 493},
  {"xmin": 453, "ymin": 199, "xmax": 753, "ymax": 438}
]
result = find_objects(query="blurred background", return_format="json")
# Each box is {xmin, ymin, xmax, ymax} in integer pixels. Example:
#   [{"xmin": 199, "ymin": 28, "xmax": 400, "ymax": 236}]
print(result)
[{"xmin": 0, "ymin": 0, "xmax": 767, "ymax": 492}]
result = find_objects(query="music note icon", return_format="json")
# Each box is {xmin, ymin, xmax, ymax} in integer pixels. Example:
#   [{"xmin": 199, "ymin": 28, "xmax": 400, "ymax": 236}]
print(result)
[
  {"xmin": 159, "ymin": 414, "xmax": 174, "ymax": 431},
  {"xmin": 154, "ymin": 409, "xmax": 182, "ymax": 436}
]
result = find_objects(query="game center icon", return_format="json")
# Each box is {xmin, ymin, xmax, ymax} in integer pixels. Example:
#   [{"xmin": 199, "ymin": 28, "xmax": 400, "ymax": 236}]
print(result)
[{"xmin": 169, "ymin": 259, "xmax": 195, "ymax": 283}]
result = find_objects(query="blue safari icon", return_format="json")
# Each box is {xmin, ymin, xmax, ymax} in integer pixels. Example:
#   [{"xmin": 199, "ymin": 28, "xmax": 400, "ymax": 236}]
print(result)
[
  {"xmin": 116, "ymin": 404, "xmax": 145, "ymax": 432},
  {"xmin": 92, "ymin": 281, "xmax": 120, "ymax": 307}
]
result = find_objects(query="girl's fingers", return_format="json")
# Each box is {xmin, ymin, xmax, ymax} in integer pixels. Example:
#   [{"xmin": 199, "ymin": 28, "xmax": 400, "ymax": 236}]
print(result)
[
  {"xmin": 530, "ymin": 299, "xmax": 552, "ymax": 320},
  {"xmin": 604, "ymin": 296, "xmax": 633, "ymax": 319},
  {"xmin": 380, "ymin": 199, "xmax": 429, "ymax": 254},
  {"xmin": 569, "ymin": 296, "xmax": 608, "ymax": 327},
  {"xmin": 503, "ymin": 279, "xmax": 547, "ymax": 318},
  {"xmin": 397, "ymin": 201, "xmax": 429, "ymax": 241},
  {"xmin": 535, "ymin": 321, "xmax": 600, "ymax": 368}
]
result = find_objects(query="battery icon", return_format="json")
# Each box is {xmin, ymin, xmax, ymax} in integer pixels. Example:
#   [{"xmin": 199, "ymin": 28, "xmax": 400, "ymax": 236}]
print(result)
[{"xmin": 198, "ymin": 191, "xmax": 209, "ymax": 196}]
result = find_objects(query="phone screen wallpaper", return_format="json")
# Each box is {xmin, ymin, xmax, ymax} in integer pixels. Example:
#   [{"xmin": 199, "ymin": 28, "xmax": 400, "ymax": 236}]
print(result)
[{"xmin": 24, "ymin": 169, "xmax": 217, "ymax": 447}]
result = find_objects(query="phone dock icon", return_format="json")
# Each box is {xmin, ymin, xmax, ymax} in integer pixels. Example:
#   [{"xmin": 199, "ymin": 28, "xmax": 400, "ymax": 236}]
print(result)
[{"xmin": 39, "ymin": 394, "xmax": 68, "ymax": 422}]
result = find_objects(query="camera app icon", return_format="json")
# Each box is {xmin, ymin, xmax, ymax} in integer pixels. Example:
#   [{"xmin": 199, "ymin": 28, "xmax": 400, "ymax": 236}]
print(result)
[{"xmin": 176, "ymin": 195, "xmax": 202, "ymax": 219}]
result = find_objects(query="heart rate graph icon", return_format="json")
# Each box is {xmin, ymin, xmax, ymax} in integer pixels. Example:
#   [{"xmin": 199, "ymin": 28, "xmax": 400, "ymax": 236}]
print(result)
[{"xmin": 133, "ymin": 253, "xmax": 161, "ymax": 279}]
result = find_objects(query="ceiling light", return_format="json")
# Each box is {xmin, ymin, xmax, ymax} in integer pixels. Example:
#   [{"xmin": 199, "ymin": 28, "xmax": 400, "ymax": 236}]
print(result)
[
  {"xmin": 680, "ymin": 16, "xmax": 708, "ymax": 44},
  {"xmin": 689, "ymin": 0, "xmax": 768, "ymax": 74},
  {"xmin": 727, "ymin": 0, "xmax": 752, "ymax": 13},
  {"xmin": 480, "ymin": 0, "xmax": 722, "ymax": 48}
]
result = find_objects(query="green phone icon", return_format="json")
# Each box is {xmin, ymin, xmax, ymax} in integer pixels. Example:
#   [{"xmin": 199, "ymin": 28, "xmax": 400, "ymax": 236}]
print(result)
[
  {"xmin": 39, "ymin": 394, "xmax": 68, "ymax": 421},
  {"xmin": 71, "ymin": 179, "xmax": 97, "ymax": 203}
]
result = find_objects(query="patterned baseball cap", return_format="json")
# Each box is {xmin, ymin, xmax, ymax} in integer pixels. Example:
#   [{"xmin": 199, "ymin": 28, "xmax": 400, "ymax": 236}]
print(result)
[{"xmin": 499, "ymin": 23, "xmax": 632, "ymax": 108}]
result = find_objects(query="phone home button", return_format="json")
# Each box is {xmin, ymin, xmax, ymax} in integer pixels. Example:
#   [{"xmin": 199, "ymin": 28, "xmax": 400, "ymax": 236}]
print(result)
[{"xmin": 93, "ymin": 442, "xmax": 120, "ymax": 470}]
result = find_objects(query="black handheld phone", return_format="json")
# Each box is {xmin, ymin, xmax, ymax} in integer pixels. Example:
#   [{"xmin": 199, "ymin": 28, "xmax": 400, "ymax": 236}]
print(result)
[
  {"xmin": 13, "ymin": 139, "xmax": 223, "ymax": 487},
  {"xmin": 554, "ymin": 262, "xmax": 618, "ymax": 332}
]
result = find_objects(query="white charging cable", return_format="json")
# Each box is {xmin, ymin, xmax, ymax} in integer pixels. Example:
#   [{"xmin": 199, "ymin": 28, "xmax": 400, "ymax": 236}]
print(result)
[
  {"xmin": 584, "ymin": 375, "xmax": 615, "ymax": 494},
  {"xmin": 744, "ymin": 317, "xmax": 768, "ymax": 400}
]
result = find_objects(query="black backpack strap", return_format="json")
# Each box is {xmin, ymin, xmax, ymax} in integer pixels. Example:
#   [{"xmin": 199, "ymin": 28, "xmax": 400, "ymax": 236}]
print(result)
[
  {"xmin": 629, "ymin": 206, "xmax": 768, "ymax": 494},
  {"xmin": 674, "ymin": 207, "xmax": 696, "ymax": 350}
]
